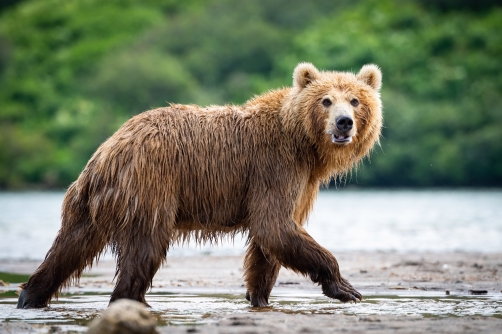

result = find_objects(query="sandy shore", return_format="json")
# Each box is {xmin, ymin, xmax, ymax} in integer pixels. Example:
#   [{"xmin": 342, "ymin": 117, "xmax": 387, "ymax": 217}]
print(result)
[
  {"xmin": 2, "ymin": 251, "xmax": 500, "ymax": 293},
  {"xmin": 1, "ymin": 251, "xmax": 501, "ymax": 333}
]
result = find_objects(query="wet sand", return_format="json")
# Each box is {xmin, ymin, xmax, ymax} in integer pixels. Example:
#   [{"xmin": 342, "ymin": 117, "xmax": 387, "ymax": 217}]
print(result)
[{"xmin": 1, "ymin": 251, "xmax": 501, "ymax": 333}]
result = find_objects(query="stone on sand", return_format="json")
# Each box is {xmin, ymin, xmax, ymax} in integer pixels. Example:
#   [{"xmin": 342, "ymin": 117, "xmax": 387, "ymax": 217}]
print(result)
[{"xmin": 87, "ymin": 299, "xmax": 158, "ymax": 334}]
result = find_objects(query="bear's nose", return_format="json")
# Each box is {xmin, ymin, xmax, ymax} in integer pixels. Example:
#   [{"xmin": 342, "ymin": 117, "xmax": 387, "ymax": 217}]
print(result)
[{"xmin": 336, "ymin": 116, "xmax": 353, "ymax": 132}]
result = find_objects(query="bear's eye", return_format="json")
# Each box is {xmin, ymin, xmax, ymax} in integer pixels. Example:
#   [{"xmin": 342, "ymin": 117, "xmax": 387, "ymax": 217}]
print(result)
[
  {"xmin": 350, "ymin": 98, "xmax": 359, "ymax": 107},
  {"xmin": 322, "ymin": 98, "xmax": 332, "ymax": 107}
]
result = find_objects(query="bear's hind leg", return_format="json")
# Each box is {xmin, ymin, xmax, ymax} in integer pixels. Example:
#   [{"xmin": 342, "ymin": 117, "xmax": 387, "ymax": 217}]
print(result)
[
  {"xmin": 17, "ymin": 218, "xmax": 107, "ymax": 309},
  {"xmin": 243, "ymin": 241, "xmax": 281, "ymax": 307},
  {"xmin": 110, "ymin": 227, "xmax": 169, "ymax": 306}
]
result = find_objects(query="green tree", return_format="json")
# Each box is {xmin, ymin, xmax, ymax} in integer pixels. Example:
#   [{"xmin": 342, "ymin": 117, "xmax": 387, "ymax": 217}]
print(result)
[{"xmin": 0, "ymin": 0, "xmax": 501, "ymax": 188}]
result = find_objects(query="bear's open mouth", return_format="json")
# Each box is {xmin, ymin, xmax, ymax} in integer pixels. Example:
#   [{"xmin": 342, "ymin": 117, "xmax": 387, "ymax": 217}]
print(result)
[{"xmin": 331, "ymin": 134, "xmax": 352, "ymax": 144}]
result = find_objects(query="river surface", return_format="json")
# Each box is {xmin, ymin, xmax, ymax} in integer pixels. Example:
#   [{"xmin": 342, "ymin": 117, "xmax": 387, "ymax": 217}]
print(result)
[
  {"xmin": 0, "ymin": 189, "xmax": 501, "ymax": 259},
  {"xmin": 0, "ymin": 291, "xmax": 500, "ymax": 330}
]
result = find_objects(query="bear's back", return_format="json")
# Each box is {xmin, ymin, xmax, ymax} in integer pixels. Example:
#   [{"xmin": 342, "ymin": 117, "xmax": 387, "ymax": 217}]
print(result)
[{"xmin": 80, "ymin": 101, "xmax": 304, "ymax": 232}]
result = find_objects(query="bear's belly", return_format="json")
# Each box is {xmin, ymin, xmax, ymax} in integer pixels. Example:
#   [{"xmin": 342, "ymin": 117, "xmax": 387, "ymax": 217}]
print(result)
[{"xmin": 175, "ymin": 203, "xmax": 248, "ymax": 232}]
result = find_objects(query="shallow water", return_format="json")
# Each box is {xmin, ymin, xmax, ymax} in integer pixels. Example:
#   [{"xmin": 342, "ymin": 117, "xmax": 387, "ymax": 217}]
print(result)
[
  {"xmin": 0, "ymin": 289, "xmax": 501, "ymax": 332},
  {"xmin": 0, "ymin": 190, "xmax": 501, "ymax": 259}
]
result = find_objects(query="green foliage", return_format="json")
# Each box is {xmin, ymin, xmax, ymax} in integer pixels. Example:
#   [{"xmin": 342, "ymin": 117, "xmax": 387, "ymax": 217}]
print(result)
[
  {"xmin": 0, "ymin": 0, "xmax": 174, "ymax": 187},
  {"xmin": 0, "ymin": 0, "xmax": 501, "ymax": 188},
  {"xmin": 0, "ymin": 271, "xmax": 31, "ymax": 283},
  {"xmin": 417, "ymin": 0, "xmax": 502, "ymax": 12},
  {"xmin": 89, "ymin": 51, "xmax": 204, "ymax": 113}
]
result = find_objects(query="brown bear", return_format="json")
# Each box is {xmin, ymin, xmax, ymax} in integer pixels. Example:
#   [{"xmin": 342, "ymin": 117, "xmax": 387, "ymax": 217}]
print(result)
[{"xmin": 17, "ymin": 62, "xmax": 382, "ymax": 309}]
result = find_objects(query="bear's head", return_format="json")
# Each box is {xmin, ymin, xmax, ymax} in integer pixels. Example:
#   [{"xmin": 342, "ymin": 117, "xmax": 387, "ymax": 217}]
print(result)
[{"xmin": 289, "ymin": 62, "xmax": 382, "ymax": 176}]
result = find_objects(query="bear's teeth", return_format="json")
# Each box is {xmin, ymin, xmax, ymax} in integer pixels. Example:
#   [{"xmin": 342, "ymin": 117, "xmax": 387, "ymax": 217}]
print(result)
[{"xmin": 331, "ymin": 134, "xmax": 352, "ymax": 143}]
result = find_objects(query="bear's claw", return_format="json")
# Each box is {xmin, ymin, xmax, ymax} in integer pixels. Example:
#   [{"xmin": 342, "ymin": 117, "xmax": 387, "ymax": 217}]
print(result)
[
  {"xmin": 16, "ymin": 289, "xmax": 28, "ymax": 309},
  {"xmin": 322, "ymin": 279, "xmax": 362, "ymax": 303},
  {"xmin": 245, "ymin": 291, "xmax": 269, "ymax": 307},
  {"xmin": 16, "ymin": 289, "xmax": 44, "ymax": 309}
]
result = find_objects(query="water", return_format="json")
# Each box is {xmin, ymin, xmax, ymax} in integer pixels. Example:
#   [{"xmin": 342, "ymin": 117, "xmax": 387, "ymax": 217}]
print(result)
[
  {"xmin": 0, "ymin": 190, "xmax": 501, "ymax": 259},
  {"xmin": 0, "ymin": 291, "xmax": 500, "ymax": 331},
  {"xmin": 308, "ymin": 189, "xmax": 502, "ymax": 252}
]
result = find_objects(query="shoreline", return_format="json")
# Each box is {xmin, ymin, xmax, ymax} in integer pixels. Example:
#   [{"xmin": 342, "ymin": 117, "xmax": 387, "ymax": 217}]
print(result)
[
  {"xmin": 1, "ymin": 251, "xmax": 501, "ymax": 333},
  {"xmin": 2, "ymin": 250, "xmax": 501, "ymax": 294}
]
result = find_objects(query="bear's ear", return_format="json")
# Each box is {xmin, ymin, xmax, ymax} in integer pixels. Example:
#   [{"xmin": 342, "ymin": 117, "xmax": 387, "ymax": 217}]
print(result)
[
  {"xmin": 357, "ymin": 64, "xmax": 382, "ymax": 91},
  {"xmin": 293, "ymin": 62, "xmax": 320, "ymax": 89}
]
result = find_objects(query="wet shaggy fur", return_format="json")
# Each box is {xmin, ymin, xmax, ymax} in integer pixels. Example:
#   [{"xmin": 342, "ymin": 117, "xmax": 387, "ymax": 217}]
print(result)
[{"xmin": 18, "ymin": 63, "xmax": 382, "ymax": 308}]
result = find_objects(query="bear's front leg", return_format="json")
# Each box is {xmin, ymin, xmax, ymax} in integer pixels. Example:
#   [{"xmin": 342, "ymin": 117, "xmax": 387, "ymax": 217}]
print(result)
[
  {"xmin": 243, "ymin": 241, "xmax": 281, "ymax": 307},
  {"xmin": 250, "ymin": 221, "xmax": 362, "ymax": 303}
]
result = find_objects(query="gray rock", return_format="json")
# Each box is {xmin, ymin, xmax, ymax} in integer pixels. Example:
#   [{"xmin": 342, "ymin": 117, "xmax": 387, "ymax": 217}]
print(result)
[{"xmin": 87, "ymin": 299, "xmax": 158, "ymax": 334}]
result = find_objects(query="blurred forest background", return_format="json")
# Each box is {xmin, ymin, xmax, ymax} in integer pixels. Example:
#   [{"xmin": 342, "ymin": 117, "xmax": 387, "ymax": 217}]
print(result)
[{"xmin": 0, "ymin": 0, "xmax": 501, "ymax": 189}]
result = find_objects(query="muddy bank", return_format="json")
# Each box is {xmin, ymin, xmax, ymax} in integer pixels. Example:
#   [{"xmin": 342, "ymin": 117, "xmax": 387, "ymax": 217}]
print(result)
[
  {"xmin": 2, "ymin": 251, "xmax": 501, "ymax": 294},
  {"xmin": 162, "ymin": 313, "xmax": 502, "ymax": 334},
  {"xmin": 1, "ymin": 314, "xmax": 501, "ymax": 334},
  {"xmin": 0, "ymin": 251, "xmax": 501, "ymax": 333}
]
